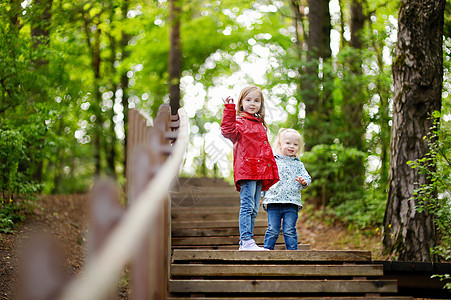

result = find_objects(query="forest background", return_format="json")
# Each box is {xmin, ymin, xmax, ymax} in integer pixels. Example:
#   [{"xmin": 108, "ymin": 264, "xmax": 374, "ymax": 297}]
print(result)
[{"xmin": 0, "ymin": 0, "xmax": 450, "ymax": 266}]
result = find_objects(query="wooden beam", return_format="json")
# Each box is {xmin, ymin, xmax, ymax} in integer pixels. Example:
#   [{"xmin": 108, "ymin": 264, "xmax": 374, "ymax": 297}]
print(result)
[
  {"xmin": 171, "ymin": 264, "xmax": 384, "ymax": 277},
  {"xmin": 172, "ymin": 249, "xmax": 372, "ymax": 262},
  {"xmin": 169, "ymin": 279, "xmax": 398, "ymax": 293},
  {"xmin": 171, "ymin": 220, "xmax": 267, "ymax": 229},
  {"xmin": 171, "ymin": 236, "xmax": 287, "ymax": 246}
]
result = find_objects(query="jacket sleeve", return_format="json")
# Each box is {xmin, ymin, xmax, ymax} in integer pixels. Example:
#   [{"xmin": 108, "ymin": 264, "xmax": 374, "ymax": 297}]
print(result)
[
  {"xmin": 299, "ymin": 162, "xmax": 312, "ymax": 190},
  {"xmin": 221, "ymin": 103, "xmax": 239, "ymax": 142}
]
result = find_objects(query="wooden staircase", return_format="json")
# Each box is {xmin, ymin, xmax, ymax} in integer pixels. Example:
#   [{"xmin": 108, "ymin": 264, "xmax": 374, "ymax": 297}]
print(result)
[{"xmin": 168, "ymin": 177, "xmax": 412, "ymax": 299}]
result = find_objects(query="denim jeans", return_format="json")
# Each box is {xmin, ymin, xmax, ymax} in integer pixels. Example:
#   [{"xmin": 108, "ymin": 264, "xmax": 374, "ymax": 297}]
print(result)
[
  {"xmin": 264, "ymin": 203, "xmax": 299, "ymax": 250},
  {"xmin": 238, "ymin": 180, "xmax": 262, "ymax": 241}
]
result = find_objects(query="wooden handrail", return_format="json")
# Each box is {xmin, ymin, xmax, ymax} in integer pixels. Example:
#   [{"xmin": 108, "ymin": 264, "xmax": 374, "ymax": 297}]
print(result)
[{"xmin": 58, "ymin": 107, "xmax": 188, "ymax": 300}]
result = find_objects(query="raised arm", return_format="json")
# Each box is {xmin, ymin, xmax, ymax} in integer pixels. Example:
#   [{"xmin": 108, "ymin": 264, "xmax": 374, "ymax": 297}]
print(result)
[{"xmin": 221, "ymin": 97, "xmax": 239, "ymax": 142}]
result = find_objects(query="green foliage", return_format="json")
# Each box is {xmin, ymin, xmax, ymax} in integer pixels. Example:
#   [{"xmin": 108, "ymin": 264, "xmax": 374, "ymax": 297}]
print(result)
[
  {"xmin": 0, "ymin": 199, "xmax": 32, "ymax": 233},
  {"xmin": 0, "ymin": 129, "xmax": 38, "ymax": 233},
  {"xmin": 408, "ymin": 111, "xmax": 451, "ymax": 263},
  {"xmin": 302, "ymin": 143, "xmax": 366, "ymax": 206},
  {"xmin": 0, "ymin": 130, "xmax": 27, "ymax": 198},
  {"xmin": 301, "ymin": 142, "xmax": 386, "ymax": 229},
  {"xmin": 333, "ymin": 188, "xmax": 386, "ymax": 229},
  {"xmin": 431, "ymin": 274, "xmax": 451, "ymax": 290}
]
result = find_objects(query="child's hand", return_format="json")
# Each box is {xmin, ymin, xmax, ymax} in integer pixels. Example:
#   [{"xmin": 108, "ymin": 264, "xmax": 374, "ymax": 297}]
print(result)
[
  {"xmin": 296, "ymin": 175, "xmax": 307, "ymax": 186},
  {"xmin": 223, "ymin": 96, "xmax": 234, "ymax": 104}
]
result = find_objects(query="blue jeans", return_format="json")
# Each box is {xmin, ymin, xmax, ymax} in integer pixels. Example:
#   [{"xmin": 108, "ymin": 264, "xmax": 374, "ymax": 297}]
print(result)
[
  {"xmin": 264, "ymin": 203, "xmax": 299, "ymax": 250},
  {"xmin": 238, "ymin": 180, "xmax": 262, "ymax": 241}
]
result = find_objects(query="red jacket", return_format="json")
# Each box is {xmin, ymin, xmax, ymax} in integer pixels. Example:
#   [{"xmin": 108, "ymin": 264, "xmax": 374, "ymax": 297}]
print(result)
[{"xmin": 221, "ymin": 103, "xmax": 279, "ymax": 191}]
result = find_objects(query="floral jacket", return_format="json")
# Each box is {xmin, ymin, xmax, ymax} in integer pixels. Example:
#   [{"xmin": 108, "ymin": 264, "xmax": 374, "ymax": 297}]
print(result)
[
  {"xmin": 221, "ymin": 103, "xmax": 279, "ymax": 191},
  {"xmin": 262, "ymin": 154, "xmax": 311, "ymax": 211}
]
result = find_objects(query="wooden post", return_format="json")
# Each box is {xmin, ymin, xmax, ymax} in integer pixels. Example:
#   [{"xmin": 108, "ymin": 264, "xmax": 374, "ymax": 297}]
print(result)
[
  {"xmin": 19, "ymin": 231, "xmax": 68, "ymax": 300},
  {"xmin": 130, "ymin": 140, "xmax": 162, "ymax": 300},
  {"xmin": 87, "ymin": 178, "xmax": 124, "ymax": 299},
  {"xmin": 88, "ymin": 178, "xmax": 123, "ymax": 256},
  {"xmin": 153, "ymin": 105, "xmax": 174, "ymax": 299},
  {"xmin": 55, "ymin": 106, "xmax": 188, "ymax": 300}
]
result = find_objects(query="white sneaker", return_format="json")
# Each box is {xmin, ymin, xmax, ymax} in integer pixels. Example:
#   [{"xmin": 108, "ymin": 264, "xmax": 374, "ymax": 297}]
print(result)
[{"xmin": 239, "ymin": 239, "xmax": 269, "ymax": 251}]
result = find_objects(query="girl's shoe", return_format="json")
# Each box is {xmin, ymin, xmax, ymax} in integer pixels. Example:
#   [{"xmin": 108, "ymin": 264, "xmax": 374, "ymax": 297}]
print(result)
[{"xmin": 239, "ymin": 239, "xmax": 269, "ymax": 250}]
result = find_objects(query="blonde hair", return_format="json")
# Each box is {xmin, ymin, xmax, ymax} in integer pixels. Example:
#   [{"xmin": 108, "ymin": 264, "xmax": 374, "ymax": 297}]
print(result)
[
  {"xmin": 274, "ymin": 128, "xmax": 304, "ymax": 157},
  {"xmin": 236, "ymin": 85, "xmax": 267, "ymax": 129}
]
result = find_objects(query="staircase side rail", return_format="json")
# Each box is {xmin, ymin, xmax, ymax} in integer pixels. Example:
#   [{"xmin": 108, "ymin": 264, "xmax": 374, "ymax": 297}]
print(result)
[{"xmin": 58, "ymin": 107, "xmax": 188, "ymax": 300}]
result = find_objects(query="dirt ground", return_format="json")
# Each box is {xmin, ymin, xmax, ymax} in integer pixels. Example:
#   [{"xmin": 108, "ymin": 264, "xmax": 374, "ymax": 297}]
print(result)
[
  {"xmin": 0, "ymin": 194, "xmax": 89, "ymax": 300},
  {"xmin": 0, "ymin": 193, "xmax": 385, "ymax": 300}
]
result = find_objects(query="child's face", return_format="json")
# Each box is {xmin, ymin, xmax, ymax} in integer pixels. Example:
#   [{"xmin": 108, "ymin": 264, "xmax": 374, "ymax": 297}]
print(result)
[
  {"xmin": 279, "ymin": 132, "xmax": 300, "ymax": 156},
  {"xmin": 241, "ymin": 90, "xmax": 262, "ymax": 115}
]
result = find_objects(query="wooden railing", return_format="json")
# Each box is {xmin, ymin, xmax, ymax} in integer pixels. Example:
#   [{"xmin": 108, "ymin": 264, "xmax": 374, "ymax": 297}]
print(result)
[{"xmin": 22, "ymin": 104, "xmax": 188, "ymax": 300}]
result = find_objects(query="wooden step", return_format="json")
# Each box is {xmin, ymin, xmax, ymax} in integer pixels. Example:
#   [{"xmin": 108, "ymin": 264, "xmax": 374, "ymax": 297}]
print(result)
[
  {"xmin": 172, "ymin": 186, "xmax": 239, "ymax": 195},
  {"xmin": 172, "ymin": 227, "xmax": 303, "ymax": 238},
  {"xmin": 172, "ymin": 250, "xmax": 372, "ymax": 263},
  {"xmin": 172, "ymin": 206, "xmax": 241, "ymax": 214},
  {"xmin": 172, "ymin": 244, "xmax": 311, "ymax": 250},
  {"xmin": 175, "ymin": 177, "xmax": 232, "ymax": 187},
  {"xmin": 169, "ymin": 178, "xmax": 410, "ymax": 299},
  {"xmin": 171, "ymin": 212, "xmax": 267, "ymax": 221},
  {"xmin": 171, "ymin": 197, "xmax": 240, "ymax": 207},
  {"xmin": 171, "ymin": 264, "xmax": 384, "ymax": 277},
  {"xmin": 171, "ymin": 220, "xmax": 267, "ymax": 229},
  {"xmin": 172, "ymin": 237, "xmax": 288, "ymax": 247},
  {"xmin": 172, "ymin": 227, "xmax": 267, "ymax": 237},
  {"xmin": 172, "ymin": 235, "xmax": 301, "ymax": 246},
  {"xmin": 169, "ymin": 279, "xmax": 398, "ymax": 294},
  {"xmin": 168, "ymin": 297, "xmax": 412, "ymax": 300}
]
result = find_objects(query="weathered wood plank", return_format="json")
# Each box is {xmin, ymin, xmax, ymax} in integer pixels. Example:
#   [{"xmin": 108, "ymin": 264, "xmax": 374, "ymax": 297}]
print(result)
[
  {"xmin": 170, "ymin": 193, "xmax": 239, "ymax": 200},
  {"xmin": 172, "ymin": 227, "xmax": 300, "ymax": 238},
  {"xmin": 175, "ymin": 177, "xmax": 232, "ymax": 187},
  {"xmin": 171, "ymin": 244, "xmax": 311, "ymax": 250},
  {"xmin": 169, "ymin": 279, "xmax": 398, "ymax": 293},
  {"xmin": 171, "ymin": 198, "xmax": 240, "ymax": 207},
  {"xmin": 172, "ymin": 186, "xmax": 239, "ymax": 194},
  {"xmin": 171, "ymin": 220, "xmax": 267, "ymax": 229},
  {"xmin": 171, "ymin": 236, "xmax": 286, "ymax": 246},
  {"xmin": 171, "ymin": 212, "xmax": 267, "ymax": 221},
  {"xmin": 167, "ymin": 297, "xmax": 412, "ymax": 300},
  {"xmin": 172, "ymin": 206, "xmax": 240, "ymax": 214},
  {"xmin": 172, "ymin": 227, "xmax": 266, "ymax": 237},
  {"xmin": 172, "ymin": 250, "xmax": 372, "ymax": 262},
  {"xmin": 171, "ymin": 264, "xmax": 384, "ymax": 277}
]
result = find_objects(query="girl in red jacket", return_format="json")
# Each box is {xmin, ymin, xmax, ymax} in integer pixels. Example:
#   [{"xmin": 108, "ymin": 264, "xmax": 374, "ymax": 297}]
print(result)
[{"xmin": 221, "ymin": 85, "xmax": 279, "ymax": 250}]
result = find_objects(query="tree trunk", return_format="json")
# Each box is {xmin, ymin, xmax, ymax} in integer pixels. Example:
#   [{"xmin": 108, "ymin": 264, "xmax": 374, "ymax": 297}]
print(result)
[
  {"xmin": 342, "ymin": 0, "xmax": 365, "ymax": 151},
  {"xmin": 31, "ymin": 0, "xmax": 52, "ymax": 66},
  {"xmin": 366, "ymin": 2, "xmax": 391, "ymax": 188},
  {"xmin": 8, "ymin": 0, "xmax": 22, "ymax": 30},
  {"xmin": 120, "ymin": 1, "xmax": 131, "ymax": 181},
  {"xmin": 338, "ymin": 0, "xmax": 346, "ymax": 49},
  {"xmin": 289, "ymin": 0, "xmax": 307, "ymax": 129},
  {"xmin": 82, "ymin": 10, "xmax": 103, "ymax": 175},
  {"xmin": 304, "ymin": 0, "xmax": 332, "ymax": 150},
  {"xmin": 30, "ymin": 0, "xmax": 53, "ymax": 184},
  {"xmin": 383, "ymin": 0, "xmax": 444, "ymax": 262},
  {"xmin": 168, "ymin": 0, "xmax": 182, "ymax": 115},
  {"xmin": 107, "ymin": 31, "xmax": 118, "ymax": 178},
  {"xmin": 338, "ymin": 0, "xmax": 366, "ymax": 200},
  {"xmin": 307, "ymin": 0, "xmax": 331, "ymax": 59},
  {"xmin": 93, "ymin": 26, "xmax": 103, "ymax": 176}
]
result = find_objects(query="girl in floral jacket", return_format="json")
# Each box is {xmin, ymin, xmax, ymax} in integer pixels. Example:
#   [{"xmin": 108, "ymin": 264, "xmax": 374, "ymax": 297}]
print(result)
[
  {"xmin": 263, "ymin": 128, "xmax": 311, "ymax": 250},
  {"xmin": 221, "ymin": 85, "xmax": 279, "ymax": 250}
]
